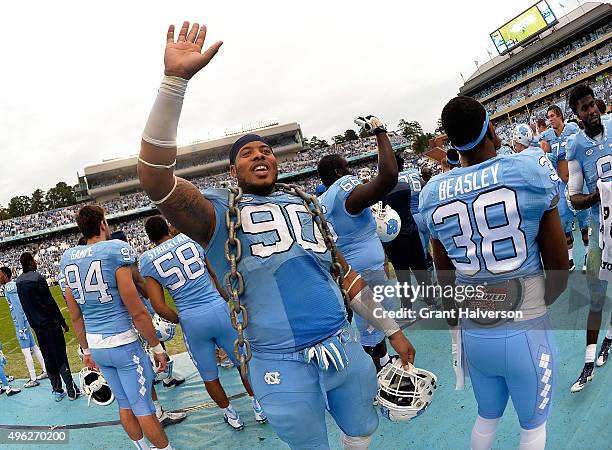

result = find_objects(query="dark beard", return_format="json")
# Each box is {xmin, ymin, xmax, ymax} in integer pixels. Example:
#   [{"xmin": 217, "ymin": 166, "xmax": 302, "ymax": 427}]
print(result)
[{"xmin": 237, "ymin": 174, "xmax": 278, "ymax": 196}]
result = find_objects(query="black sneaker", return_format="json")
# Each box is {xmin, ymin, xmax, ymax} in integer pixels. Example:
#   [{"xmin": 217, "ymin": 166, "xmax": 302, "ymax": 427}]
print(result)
[
  {"xmin": 68, "ymin": 388, "xmax": 81, "ymax": 401},
  {"xmin": 569, "ymin": 259, "xmax": 575, "ymax": 272},
  {"xmin": 570, "ymin": 362, "xmax": 594, "ymax": 393},
  {"xmin": 163, "ymin": 376, "xmax": 186, "ymax": 389},
  {"xmin": 597, "ymin": 338, "xmax": 611, "ymax": 367}
]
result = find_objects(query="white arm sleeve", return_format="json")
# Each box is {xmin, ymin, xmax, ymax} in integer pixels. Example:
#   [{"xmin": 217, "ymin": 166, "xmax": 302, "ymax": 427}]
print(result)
[
  {"xmin": 568, "ymin": 159, "xmax": 584, "ymax": 196},
  {"xmin": 142, "ymin": 76, "xmax": 188, "ymax": 148},
  {"xmin": 350, "ymin": 286, "xmax": 400, "ymax": 337}
]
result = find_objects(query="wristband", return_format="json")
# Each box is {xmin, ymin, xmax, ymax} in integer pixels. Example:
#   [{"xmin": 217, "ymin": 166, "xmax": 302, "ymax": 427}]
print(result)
[
  {"xmin": 82, "ymin": 347, "xmax": 91, "ymax": 355},
  {"xmin": 151, "ymin": 343, "xmax": 164, "ymax": 354}
]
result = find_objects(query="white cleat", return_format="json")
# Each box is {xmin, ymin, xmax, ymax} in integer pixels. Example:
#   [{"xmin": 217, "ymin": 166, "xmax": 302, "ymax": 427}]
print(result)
[
  {"xmin": 224, "ymin": 407, "xmax": 244, "ymax": 431},
  {"xmin": 570, "ymin": 363, "xmax": 594, "ymax": 393},
  {"xmin": 23, "ymin": 379, "xmax": 40, "ymax": 388},
  {"xmin": 252, "ymin": 397, "xmax": 268, "ymax": 424},
  {"xmin": 596, "ymin": 338, "xmax": 611, "ymax": 367}
]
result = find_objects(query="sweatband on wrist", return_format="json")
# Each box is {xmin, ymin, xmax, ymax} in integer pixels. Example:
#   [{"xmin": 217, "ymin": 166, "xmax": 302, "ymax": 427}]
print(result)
[
  {"xmin": 82, "ymin": 347, "xmax": 91, "ymax": 355},
  {"xmin": 350, "ymin": 286, "xmax": 400, "ymax": 337},
  {"xmin": 142, "ymin": 76, "xmax": 188, "ymax": 148},
  {"xmin": 151, "ymin": 343, "xmax": 164, "ymax": 354}
]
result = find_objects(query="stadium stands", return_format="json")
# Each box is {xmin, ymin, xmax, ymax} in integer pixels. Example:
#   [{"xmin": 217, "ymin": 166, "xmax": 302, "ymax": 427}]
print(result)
[{"xmin": 0, "ymin": 134, "xmax": 436, "ymax": 283}]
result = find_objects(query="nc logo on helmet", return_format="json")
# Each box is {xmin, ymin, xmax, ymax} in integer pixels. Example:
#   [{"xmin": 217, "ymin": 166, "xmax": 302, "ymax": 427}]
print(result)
[{"xmin": 386, "ymin": 219, "xmax": 399, "ymax": 235}]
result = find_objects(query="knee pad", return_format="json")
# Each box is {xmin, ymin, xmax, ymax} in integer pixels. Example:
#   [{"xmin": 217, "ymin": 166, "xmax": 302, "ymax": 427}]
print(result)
[
  {"xmin": 341, "ymin": 433, "xmax": 372, "ymax": 450},
  {"xmin": 519, "ymin": 422, "xmax": 547, "ymax": 450},
  {"xmin": 471, "ymin": 415, "xmax": 500, "ymax": 450}
]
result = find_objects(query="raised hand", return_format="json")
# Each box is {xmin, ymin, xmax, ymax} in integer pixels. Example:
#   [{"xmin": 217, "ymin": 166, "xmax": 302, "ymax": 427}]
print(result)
[{"xmin": 164, "ymin": 21, "xmax": 223, "ymax": 80}]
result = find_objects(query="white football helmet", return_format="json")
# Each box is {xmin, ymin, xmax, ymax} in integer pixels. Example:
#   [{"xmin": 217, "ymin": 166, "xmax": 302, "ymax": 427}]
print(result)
[
  {"xmin": 511, "ymin": 123, "xmax": 533, "ymax": 149},
  {"xmin": 79, "ymin": 368, "xmax": 114, "ymax": 406},
  {"xmin": 143, "ymin": 343, "xmax": 174, "ymax": 382},
  {"xmin": 152, "ymin": 314, "xmax": 176, "ymax": 342},
  {"xmin": 377, "ymin": 358, "xmax": 437, "ymax": 422},
  {"xmin": 371, "ymin": 202, "xmax": 401, "ymax": 243}
]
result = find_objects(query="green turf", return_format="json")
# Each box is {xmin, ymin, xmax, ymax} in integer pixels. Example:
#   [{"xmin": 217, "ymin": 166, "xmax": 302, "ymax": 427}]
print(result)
[{"xmin": 0, "ymin": 285, "xmax": 187, "ymax": 379}]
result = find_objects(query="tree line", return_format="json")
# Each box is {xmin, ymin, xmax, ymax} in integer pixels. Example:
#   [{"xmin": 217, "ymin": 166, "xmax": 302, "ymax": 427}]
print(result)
[
  {"xmin": 0, "ymin": 182, "xmax": 77, "ymax": 221},
  {"xmin": 304, "ymin": 119, "xmax": 438, "ymax": 153}
]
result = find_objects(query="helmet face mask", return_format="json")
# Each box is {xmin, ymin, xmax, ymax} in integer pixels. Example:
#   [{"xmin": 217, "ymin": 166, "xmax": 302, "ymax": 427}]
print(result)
[
  {"xmin": 377, "ymin": 358, "xmax": 437, "ymax": 422},
  {"xmin": 79, "ymin": 367, "xmax": 114, "ymax": 406}
]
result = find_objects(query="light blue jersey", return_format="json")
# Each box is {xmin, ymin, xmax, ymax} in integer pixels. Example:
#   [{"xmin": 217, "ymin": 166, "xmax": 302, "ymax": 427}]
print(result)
[
  {"xmin": 318, "ymin": 175, "xmax": 387, "ymax": 346},
  {"xmin": 420, "ymin": 151, "xmax": 558, "ymax": 285},
  {"xmin": 318, "ymin": 175, "xmax": 385, "ymax": 273},
  {"xmin": 204, "ymin": 189, "xmax": 347, "ymax": 354},
  {"xmin": 540, "ymin": 122, "xmax": 580, "ymax": 172},
  {"xmin": 566, "ymin": 120, "xmax": 612, "ymax": 245},
  {"xmin": 398, "ymin": 168, "xmax": 422, "ymax": 215},
  {"xmin": 139, "ymin": 233, "xmax": 225, "ymax": 316},
  {"xmin": 3, "ymin": 281, "xmax": 30, "ymax": 331},
  {"xmin": 60, "ymin": 240, "xmax": 137, "ymax": 335}
]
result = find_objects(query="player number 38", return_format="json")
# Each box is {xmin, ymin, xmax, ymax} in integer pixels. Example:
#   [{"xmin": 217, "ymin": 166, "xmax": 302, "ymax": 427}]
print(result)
[{"xmin": 432, "ymin": 187, "xmax": 527, "ymax": 275}]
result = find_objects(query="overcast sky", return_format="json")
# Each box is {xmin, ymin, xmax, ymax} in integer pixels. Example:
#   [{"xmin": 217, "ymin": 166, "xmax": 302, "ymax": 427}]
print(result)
[{"xmin": 0, "ymin": 0, "xmax": 588, "ymax": 205}]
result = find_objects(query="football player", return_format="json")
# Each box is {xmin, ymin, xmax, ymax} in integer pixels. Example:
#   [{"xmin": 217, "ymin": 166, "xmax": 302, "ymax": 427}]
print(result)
[
  {"xmin": 109, "ymin": 229, "xmax": 187, "ymax": 427},
  {"xmin": 399, "ymin": 163, "xmax": 433, "ymax": 268},
  {"xmin": 0, "ymin": 267, "xmax": 47, "ymax": 387},
  {"xmin": 567, "ymin": 84, "xmax": 612, "ymax": 391},
  {"xmin": 317, "ymin": 116, "xmax": 408, "ymax": 372},
  {"xmin": 140, "ymin": 215, "xmax": 267, "ymax": 429},
  {"xmin": 0, "ymin": 341, "xmax": 21, "ymax": 396},
  {"xmin": 137, "ymin": 21, "xmax": 414, "ymax": 449},
  {"xmin": 382, "ymin": 154, "xmax": 432, "ymax": 310},
  {"xmin": 60, "ymin": 205, "xmax": 173, "ymax": 450},
  {"xmin": 540, "ymin": 105, "xmax": 581, "ymax": 270},
  {"xmin": 421, "ymin": 96, "xmax": 568, "ymax": 450}
]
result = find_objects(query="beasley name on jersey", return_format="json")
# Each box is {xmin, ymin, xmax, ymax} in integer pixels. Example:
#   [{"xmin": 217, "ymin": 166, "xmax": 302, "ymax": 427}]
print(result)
[
  {"xmin": 60, "ymin": 240, "xmax": 137, "ymax": 336},
  {"xmin": 3, "ymin": 281, "xmax": 29, "ymax": 331},
  {"xmin": 139, "ymin": 233, "xmax": 225, "ymax": 316},
  {"xmin": 567, "ymin": 120, "xmax": 612, "ymax": 232},
  {"xmin": 203, "ymin": 188, "xmax": 347, "ymax": 354},
  {"xmin": 420, "ymin": 151, "xmax": 558, "ymax": 285},
  {"xmin": 540, "ymin": 122, "xmax": 580, "ymax": 172},
  {"xmin": 318, "ymin": 175, "xmax": 385, "ymax": 273},
  {"xmin": 398, "ymin": 168, "xmax": 422, "ymax": 215}
]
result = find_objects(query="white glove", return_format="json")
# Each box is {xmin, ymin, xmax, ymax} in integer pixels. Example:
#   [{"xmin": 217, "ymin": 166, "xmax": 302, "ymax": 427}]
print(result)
[{"xmin": 354, "ymin": 115, "xmax": 387, "ymax": 136}]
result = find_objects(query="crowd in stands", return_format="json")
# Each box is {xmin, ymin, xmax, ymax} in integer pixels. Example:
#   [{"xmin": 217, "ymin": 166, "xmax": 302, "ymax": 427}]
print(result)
[
  {"xmin": 483, "ymin": 41, "xmax": 612, "ymax": 115},
  {"xmin": 88, "ymin": 136, "xmax": 301, "ymax": 189},
  {"xmin": 0, "ymin": 135, "xmax": 408, "ymax": 241},
  {"xmin": 475, "ymin": 23, "xmax": 611, "ymax": 101},
  {"xmin": 494, "ymin": 77, "xmax": 612, "ymax": 144},
  {"xmin": 0, "ymin": 151, "xmax": 434, "ymax": 283}
]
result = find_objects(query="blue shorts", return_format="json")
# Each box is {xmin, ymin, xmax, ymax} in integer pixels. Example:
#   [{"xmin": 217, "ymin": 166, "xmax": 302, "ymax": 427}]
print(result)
[
  {"xmin": 90, "ymin": 340, "xmax": 155, "ymax": 417},
  {"xmin": 248, "ymin": 332, "xmax": 379, "ymax": 449},
  {"xmin": 576, "ymin": 209, "xmax": 590, "ymax": 233},
  {"xmin": 586, "ymin": 247, "xmax": 609, "ymax": 313},
  {"xmin": 557, "ymin": 194, "xmax": 574, "ymax": 235},
  {"xmin": 17, "ymin": 329, "xmax": 36, "ymax": 350},
  {"xmin": 462, "ymin": 315, "xmax": 555, "ymax": 430},
  {"xmin": 180, "ymin": 302, "xmax": 239, "ymax": 382},
  {"xmin": 413, "ymin": 212, "xmax": 430, "ymax": 256}
]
